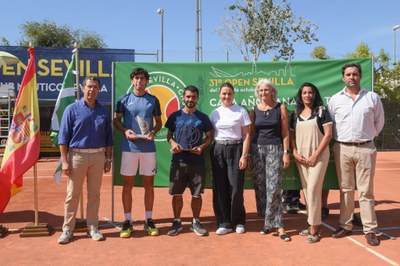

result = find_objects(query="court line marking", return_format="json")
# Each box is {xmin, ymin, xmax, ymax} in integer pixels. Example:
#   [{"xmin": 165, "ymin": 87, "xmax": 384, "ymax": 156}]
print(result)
[
  {"xmin": 347, "ymin": 237, "xmax": 399, "ymax": 266},
  {"xmin": 320, "ymin": 217, "xmax": 399, "ymax": 266}
]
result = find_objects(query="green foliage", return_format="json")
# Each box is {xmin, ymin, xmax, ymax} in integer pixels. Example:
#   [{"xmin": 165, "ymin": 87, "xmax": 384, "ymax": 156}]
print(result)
[
  {"xmin": 20, "ymin": 20, "xmax": 73, "ymax": 47},
  {"xmin": 310, "ymin": 46, "xmax": 332, "ymax": 60},
  {"xmin": 19, "ymin": 20, "xmax": 106, "ymax": 48},
  {"xmin": 217, "ymin": 0, "xmax": 318, "ymax": 61},
  {"xmin": 0, "ymin": 36, "xmax": 10, "ymax": 46},
  {"xmin": 346, "ymin": 42, "xmax": 374, "ymax": 59},
  {"xmin": 74, "ymin": 30, "xmax": 107, "ymax": 49},
  {"xmin": 347, "ymin": 43, "xmax": 400, "ymax": 150}
]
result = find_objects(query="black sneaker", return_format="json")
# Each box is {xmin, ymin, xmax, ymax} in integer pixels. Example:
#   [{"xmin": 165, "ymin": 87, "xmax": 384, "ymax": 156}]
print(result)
[
  {"xmin": 352, "ymin": 214, "xmax": 363, "ymax": 227},
  {"xmin": 167, "ymin": 221, "xmax": 183, "ymax": 236},
  {"xmin": 298, "ymin": 202, "xmax": 306, "ymax": 210},
  {"xmin": 287, "ymin": 205, "xmax": 299, "ymax": 214},
  {"xmin": 260, "ymin": 226, "xmax": 271, "ymax": 235},
  {"xmin": 144, "ymin": 218, "xmax": 159, "ymax": 236},
  {"xmin": 190, "ymin": 221, "xmax": 208, "ymax": 236},
  {"xmin": 321, "ymin": 207, "xmax": 329, "ymax": 220}
]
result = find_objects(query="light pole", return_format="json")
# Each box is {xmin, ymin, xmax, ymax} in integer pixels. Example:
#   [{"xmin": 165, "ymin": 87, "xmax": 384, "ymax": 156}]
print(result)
[
  {"xmin": 195, "ymin": 0, "xmax": 202, "ymax": 62},
  {"xmin": 157, "ymin": 8, "xmax": 164, "ymax": 62},
  {"xmin": 394, "ymin": 25, "xmax": 400, "ymax": 66}
]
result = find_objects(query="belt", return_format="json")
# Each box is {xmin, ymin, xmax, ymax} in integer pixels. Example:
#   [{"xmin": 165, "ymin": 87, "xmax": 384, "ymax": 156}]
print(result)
[
  {"xmin": 337, "ymin": 140, "xmax": 372, "ymax": 146},
  {"xmin": 70, "ymin": 147, "xmax": 105, "ymax": 153},
  {"xmin": 215, "ymin": 139, "xmax": 242, "ymax": 145}
]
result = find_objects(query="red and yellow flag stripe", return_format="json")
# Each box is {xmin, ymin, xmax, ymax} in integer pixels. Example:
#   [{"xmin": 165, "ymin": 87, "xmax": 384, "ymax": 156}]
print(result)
[{"xmin": 0, "ymin": 47, "xmax": 40, "ymax": 213}]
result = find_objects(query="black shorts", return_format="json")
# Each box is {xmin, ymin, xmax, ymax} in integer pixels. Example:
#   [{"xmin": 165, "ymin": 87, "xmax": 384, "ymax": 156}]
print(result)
[{"xmin": 169, "ymin": 162, "xmax": 205, "ymax": 197}]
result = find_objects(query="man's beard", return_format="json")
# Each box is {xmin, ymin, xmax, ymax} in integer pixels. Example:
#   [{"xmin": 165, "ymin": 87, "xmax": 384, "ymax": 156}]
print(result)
[{"xmin": 185, "ymin": 101, "xmax": 196, "ymax": 108}]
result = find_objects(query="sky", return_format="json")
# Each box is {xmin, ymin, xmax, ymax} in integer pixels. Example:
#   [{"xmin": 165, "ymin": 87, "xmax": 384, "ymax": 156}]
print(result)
[{"xmin": 2, "ymin": 0, "xmax": 400, "ymax": 63}]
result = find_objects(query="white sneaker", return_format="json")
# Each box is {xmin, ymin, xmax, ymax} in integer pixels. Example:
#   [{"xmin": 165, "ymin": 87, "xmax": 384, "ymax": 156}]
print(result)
[
  {"xmin": 87, "ymin": 228, "xmax": 104, "ymax": 241},
  {"xmin": 235, "ymin": 224, "xmax": 246, "ymax": 234},
  {"xmin": 58, "ymin": 230, "xmax": 73, "ymax": 244},
  {"xmin": 216, "ymin": 227, "xmax": 232, "ymax": 235}
]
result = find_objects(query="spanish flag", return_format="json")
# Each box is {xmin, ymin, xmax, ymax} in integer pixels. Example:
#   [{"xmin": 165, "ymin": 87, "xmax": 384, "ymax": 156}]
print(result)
[{"xmin": 0, "ymin": 47, "xmax": 40, "ymax": 213}]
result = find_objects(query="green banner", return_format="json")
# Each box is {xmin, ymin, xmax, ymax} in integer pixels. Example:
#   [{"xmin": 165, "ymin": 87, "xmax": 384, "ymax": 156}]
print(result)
[{"xmin": 113, "ymin": 59, "xmax": 373, "ymax": 189}]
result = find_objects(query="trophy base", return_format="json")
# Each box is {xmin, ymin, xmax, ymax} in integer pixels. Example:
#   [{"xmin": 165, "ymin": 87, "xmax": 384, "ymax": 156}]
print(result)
[
  {"xmin": 177, "ymin": 144, "xmax": 194, "ymax": 152},
  {"xmin": 135, "ymin": 134, "xmax": 149, "ymax": 139},
  {"xmin": 128, "ymin": 133, "xmax": 149, "ymax": 139}
]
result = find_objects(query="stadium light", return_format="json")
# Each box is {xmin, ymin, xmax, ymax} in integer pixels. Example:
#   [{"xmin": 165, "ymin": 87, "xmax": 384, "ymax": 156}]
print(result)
[
  {"xmin": 393, "ymin": 25, "xmax": 400, "ymax": 66},
  {"xmin": 157, "ymin": 8, "xmax": 164, "ymax": 62}
]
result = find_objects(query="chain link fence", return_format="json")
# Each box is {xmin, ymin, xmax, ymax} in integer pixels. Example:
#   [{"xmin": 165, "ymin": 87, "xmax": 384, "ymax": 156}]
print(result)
[{"xmin": 375, "ymin": 100, "xmax": 400, "ymax": 150}]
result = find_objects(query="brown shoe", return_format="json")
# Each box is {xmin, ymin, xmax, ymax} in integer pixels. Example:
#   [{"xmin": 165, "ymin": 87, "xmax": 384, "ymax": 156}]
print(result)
[
  {"xmin": 332, "ymin": 227, "xmax": 352, "ymax": 238},
  {"xmin": 365, "ymin": 232, "xmax": 380, "ymax": 246}
]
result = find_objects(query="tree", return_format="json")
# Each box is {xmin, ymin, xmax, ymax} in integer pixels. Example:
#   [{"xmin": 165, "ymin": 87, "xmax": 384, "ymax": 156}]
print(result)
[
  {"xmin": 347, "ymin": 42, "xmax": 400, "ymax": 150},
  {"xmin": 215, "ymin": 13, "xmax": 251, "ymax": 61},
  {"xmin": 310, "ymin": 46, "xmax": 332, "ymax": 60},
  {"xmin": 19, "ymin": 20, "xmax": 107, "ymax": 48},
  {"xmin": 216, "ymin": 0, "xmax": 318, "ymax": 61},
  {"xmin": 74, "ymin": 30, "xmax": 107, "ymax": 49},
  {"xmin": 346, "ymin": 43, "xmax": 392, "ymax": 84},
  {"xmin": 20, "ymin": 21, "xmax": 73, "ymax": 47},
  {"xmin": 346, "ymin": 42, "xmax": 374, "ymax": 59},
  {"xmin": 0, "ymin": 36, "xmax": 10, "ymax": 46},
  {"xmin": 346, "ymin": 43, "xmax": 398, "ymax": 98}
]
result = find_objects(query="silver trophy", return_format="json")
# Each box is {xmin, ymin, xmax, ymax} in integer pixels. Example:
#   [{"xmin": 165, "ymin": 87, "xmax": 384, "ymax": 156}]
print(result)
[
  {"xmin": 176, "ymin": 125, "xmax": 201, "ymax": 151},
  {"xmin": 136, "ymin": 116, "xmax": 150, "ymax": 138}
]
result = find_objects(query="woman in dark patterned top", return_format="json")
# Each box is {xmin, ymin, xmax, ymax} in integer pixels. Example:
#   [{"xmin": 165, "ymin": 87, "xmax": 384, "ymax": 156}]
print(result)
[{"xmin": 249, "ymin": 79, "xmax": 291, "ymax": 242}]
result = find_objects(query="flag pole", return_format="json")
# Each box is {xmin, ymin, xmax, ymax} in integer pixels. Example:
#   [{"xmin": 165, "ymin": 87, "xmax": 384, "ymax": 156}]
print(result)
[
  {"xmin": 20, "ymin": 44, "xmax": 52, "ymax": 236},
  {"xmin": 73, "ymin": 43, "xmax": 86, "ymax": 225},
  {"xmin": 29, "ymin": 43, "xmax": 39, "ymax": 227},
  {"xmin": 33, "ymin": 164, "xmax": 39, "ymax": 226},
  {"xmin": 74, "ymin": 43, "xmax": 80, "ymax": 100}
]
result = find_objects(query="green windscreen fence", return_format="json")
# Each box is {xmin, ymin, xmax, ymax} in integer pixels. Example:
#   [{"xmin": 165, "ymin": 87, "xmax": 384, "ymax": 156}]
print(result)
[{"xmin": 112, "ymin": 59, "xmax": 373, "ymax": 189}]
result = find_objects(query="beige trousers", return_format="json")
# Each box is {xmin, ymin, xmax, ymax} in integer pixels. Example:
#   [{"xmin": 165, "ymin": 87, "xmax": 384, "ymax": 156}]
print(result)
[
  {"xmin": 297, "ymin": 157, "xmax": 328, "ymax": 226},
  {"xmin": 333, "ymin": 142, "xmax": 377, "ymax": 233},
  {"xmin": 62, "ymin": 150, "xmax": 105, "ymax": 231}
]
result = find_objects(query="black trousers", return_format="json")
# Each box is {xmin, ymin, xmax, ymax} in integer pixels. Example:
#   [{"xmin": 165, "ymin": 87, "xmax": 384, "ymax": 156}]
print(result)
[
  {"xmin": 282, "ymin": 190, "xmax": 300, "ymax": 206},
  {"xmin": 211, "ymin": 143, "xmax": 246, "ymax": 228}
]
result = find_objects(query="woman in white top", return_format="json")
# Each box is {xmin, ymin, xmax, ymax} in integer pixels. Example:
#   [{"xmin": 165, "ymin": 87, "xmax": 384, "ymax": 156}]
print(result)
[{"xmin": 210, "ymin": 82, "xmax": 251, "ymax": 235}]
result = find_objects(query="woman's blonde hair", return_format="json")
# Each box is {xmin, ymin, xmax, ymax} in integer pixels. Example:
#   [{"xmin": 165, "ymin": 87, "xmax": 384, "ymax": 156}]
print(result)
[{"xmin": 255, "ymin": 79, "xmax": 277, "ymax": 101}]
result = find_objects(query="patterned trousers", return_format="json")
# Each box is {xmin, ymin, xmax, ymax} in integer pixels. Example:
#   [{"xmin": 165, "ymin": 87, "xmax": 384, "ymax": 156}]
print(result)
[{"xmin": 251, "ymin": 143, "xmax": 284, "ymax": 229}]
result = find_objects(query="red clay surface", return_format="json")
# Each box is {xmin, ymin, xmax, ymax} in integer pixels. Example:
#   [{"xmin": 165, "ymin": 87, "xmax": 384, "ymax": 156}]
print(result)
[{"xmin": 0, "ymin": 151, "xmax": 399, "ymax": 266}]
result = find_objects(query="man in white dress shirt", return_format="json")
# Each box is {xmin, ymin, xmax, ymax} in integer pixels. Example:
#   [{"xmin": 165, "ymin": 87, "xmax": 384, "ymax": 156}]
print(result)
[{"xmin": 328, "ymin": 63, "xmax": 384, "ymax": 246}]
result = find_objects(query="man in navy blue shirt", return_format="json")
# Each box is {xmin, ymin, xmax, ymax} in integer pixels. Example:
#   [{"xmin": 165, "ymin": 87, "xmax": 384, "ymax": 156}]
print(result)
[
  {"xmin": 165, "ymin": 85, "xmax": 214, "ymax": 236},
  {"xmin": 57, "ymin": 76, "xmax": 113, "ymax": 244},
  {"xmin": 114, "ymin": 68, "xmax": 162, "ymax": 238}
]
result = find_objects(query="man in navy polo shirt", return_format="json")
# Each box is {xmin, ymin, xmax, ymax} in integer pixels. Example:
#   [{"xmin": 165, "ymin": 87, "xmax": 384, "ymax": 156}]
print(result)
[
  {"xmin": 165, "ymin": 85, "xmax": 214, "ymax": 236},
  {"xmin": 58, "ymin": 76, "xmax": 113, "ymax": 244}
]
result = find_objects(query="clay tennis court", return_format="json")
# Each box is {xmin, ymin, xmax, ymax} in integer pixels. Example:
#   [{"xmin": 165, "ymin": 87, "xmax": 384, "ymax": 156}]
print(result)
[{"xmin": 0, "ymin": 151, "xmax": 399, "ymax": 265}]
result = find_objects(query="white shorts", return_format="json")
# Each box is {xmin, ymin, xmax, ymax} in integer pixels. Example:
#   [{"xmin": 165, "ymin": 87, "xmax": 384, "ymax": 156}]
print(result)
[{"xmin": 120, "ymin": 152, "xmax": 157, "ymax": 176}]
